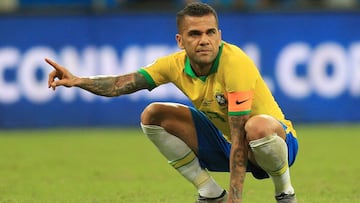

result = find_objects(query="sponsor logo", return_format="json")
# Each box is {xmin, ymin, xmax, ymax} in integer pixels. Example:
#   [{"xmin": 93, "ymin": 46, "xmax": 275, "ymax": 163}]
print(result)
[{"xmin": 235, "ymin": 99, "xmax": 248, "ymax": 105}]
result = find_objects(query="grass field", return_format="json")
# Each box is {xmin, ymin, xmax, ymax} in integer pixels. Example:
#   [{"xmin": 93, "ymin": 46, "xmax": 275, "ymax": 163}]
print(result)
[{"xmin": 0, "ymin": 124, "xmax": 359, "ymax": 203}]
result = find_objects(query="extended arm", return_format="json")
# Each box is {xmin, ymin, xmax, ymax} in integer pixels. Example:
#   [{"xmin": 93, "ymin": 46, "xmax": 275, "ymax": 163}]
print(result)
[
  {"xmin": 75, "ymin": 73, "xmax": 149, "ymax": 97},
  {"xmin": 228, "ymin": 114, "xmax": 249, "ymax": 203},
  {"xmin": 46, "ymin": 58, "xmax": 151, "ymax": 97}
]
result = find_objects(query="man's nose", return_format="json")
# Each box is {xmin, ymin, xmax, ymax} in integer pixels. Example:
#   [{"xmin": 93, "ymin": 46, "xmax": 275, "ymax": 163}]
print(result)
[{"xmin": 199, "ymin": 34, "xmax": 210, "ymax": 45}]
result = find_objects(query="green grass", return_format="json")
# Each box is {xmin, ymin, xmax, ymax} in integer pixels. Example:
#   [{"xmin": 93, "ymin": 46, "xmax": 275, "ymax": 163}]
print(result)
[{"xmin": 0, "ymin": 124, "xmax": 359, "ymax": 203}]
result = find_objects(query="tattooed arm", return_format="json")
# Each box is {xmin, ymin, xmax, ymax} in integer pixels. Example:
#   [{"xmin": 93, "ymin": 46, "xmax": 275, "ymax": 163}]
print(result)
[
  {"xmin": 76, "ymin": 73, "xmax": 149, "ymax": 97},
  {"xmin": 228, "ymin": 114, "xmax": 249, "ymax": 203},
  {"xmin": 46, "ymin": 58, "xmax": 150, "ymax": 97}
]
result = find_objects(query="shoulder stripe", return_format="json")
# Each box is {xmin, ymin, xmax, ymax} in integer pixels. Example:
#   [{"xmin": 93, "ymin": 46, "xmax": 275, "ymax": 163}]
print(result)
[{"xmin": 138, "ymin": 69, "xmax": 157, "ymax": 90}]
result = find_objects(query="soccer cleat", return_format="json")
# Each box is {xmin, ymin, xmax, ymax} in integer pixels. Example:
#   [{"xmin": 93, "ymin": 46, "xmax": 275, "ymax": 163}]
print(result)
[
  {"xmin": 275, "ymin": 193, "xmax": 297, "ymax": 203},
  {"xmin": 195, "ymin": 190, "xmax": 228, "ymax": 203}
]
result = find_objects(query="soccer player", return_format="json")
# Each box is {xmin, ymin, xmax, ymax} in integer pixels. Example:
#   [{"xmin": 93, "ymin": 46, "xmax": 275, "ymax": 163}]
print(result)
[{"xmin": 46, "ymin": 2, "xmax": 298, "ymax": 203}]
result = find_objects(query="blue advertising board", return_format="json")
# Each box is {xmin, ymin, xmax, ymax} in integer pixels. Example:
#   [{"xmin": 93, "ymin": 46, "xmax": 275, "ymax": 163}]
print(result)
[{"xmin": 0, "ymin": 12, "xmax": 360, "ymax": 128}]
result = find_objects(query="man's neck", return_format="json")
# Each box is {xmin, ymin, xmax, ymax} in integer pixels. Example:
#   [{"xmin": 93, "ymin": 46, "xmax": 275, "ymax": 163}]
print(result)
[{"xmin": 191, "ymin": 64, "xmax": 212, "ymax": 77}]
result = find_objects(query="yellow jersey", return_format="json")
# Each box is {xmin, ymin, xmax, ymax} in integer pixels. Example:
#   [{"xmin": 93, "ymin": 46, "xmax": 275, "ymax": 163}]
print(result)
[{"xmin": 138, "ymin": 42, "xmax": 296, "ymax": 141}]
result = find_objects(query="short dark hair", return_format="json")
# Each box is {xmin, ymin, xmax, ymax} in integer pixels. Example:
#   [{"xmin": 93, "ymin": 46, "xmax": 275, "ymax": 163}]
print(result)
[{"xmin": 176, "ymin": 2, "xmax": 219, "ymax": 32}]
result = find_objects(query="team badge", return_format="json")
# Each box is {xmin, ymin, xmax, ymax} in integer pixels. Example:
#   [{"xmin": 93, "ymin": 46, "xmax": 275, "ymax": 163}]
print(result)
[{"xmin": 215, "ymin": 93, "xmax": 227, "ymax": 106}]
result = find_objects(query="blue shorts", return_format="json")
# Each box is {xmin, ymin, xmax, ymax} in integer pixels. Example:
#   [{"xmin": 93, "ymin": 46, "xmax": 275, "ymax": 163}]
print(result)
[{"xmin": 189, "ymin": 107, "xmax": 299, "ymax": 180}]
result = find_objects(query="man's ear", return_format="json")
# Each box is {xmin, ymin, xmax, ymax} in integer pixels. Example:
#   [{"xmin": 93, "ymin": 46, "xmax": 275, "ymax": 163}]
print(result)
[
  {"xmin": 218, "ymin": 29, "xmax": 222, "ymax": 45},
  {"xmin": 175, "ymin": 34, "xmax": 184, "ymax": 49}
]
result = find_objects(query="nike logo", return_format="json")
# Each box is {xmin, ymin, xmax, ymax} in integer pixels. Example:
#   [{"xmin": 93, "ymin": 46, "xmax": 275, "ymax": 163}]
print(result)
[{"xmin": 235, "ymin": 99, "xmax": 248, "ymax": 105}]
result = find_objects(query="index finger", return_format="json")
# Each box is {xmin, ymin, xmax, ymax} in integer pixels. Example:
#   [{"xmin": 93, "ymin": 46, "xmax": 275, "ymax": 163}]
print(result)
[{"xmin": 44, "ymin": 58, "xmax": 63, "ymax": 72}]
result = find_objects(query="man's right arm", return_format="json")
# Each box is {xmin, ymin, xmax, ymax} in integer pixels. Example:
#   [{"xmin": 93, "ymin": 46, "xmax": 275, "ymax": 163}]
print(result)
[
  {"xmin": 46, "ymin": 58, "xmax": 151, "ymax": 97},
  {"xmin": 77, "ymin": 73, "xmax": 150, "ymax": 97}
]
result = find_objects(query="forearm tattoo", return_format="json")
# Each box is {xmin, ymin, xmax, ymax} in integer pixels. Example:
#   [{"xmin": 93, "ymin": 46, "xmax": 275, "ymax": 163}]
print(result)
[
  {"xmin": 79, "ymin": 72, "xmax": 149, "ymax": 97},
  {"xmin": 229, "ymin": 115, "xmax": 247, "ymax": 171},
  {"xmin": 231, "ymin": 185, "xmax": 242, "ymax": 201},
  {"xmin": 229, "ymin": 115, "xmax": 249, "ymax": 202}
]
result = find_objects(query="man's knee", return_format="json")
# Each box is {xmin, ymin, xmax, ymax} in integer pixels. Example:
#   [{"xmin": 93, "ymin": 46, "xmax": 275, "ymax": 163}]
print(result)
[
  {"xmin": 141, "ymin": 102, "xmax": 189, "ymax": 126},
  {"xmin": 245, "ymin": 115, "xmax": 285, "ymax": 141},
  {"xmin": 140, "ymin": 102, "xmax": 198, "ymax": 151},
  {"xmin": 141, "ymin": 102, "xmax": 165, "ymax": 125}
]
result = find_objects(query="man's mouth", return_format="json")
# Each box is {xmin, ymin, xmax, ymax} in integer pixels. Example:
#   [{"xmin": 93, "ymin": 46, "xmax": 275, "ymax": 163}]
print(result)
[{"xmin": 197, "ymin": 49, "xmax": 211, "ymax": 53}]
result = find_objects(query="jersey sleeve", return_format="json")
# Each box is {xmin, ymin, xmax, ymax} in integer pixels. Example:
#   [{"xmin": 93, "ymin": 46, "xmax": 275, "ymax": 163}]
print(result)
[
  {"xmin": 137, "ymin": 55, "xmax": 173, "ymax": 90},
  {"xmin": 225, "ymin": 53, "xmax": 260, "ymax": 116}
]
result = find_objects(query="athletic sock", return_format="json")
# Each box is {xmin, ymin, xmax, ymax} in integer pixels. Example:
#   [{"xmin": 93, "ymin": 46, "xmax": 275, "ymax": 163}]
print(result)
[
  {"xmin": 141, "ymin": 123, "xmax": 223, "ymax": 198},
  {"xmin": 249, "ymin": 134, "xmax": 295, "ymax": 196}
]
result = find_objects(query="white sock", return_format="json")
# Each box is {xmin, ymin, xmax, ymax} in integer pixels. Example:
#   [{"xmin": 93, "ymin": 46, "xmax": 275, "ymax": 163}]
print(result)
[
  {"xmin": 141, "ymin": 123, "xmax": 223, "ymax": 198},
  {"xmin": 249, "ymin": 134, "xmax": 295, "ymax": 196}
]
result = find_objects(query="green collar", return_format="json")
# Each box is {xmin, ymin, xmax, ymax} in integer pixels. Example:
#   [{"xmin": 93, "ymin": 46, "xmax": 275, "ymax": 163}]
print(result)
[{"xmin": 184, "ymin": 43, "xmax": 223, "ymax": 82}]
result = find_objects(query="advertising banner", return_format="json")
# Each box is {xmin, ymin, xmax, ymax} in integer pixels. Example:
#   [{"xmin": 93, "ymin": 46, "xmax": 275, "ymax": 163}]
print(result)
[{"xmin": 0, "ymin": 12, "xmax": 359, "ymax": 128}]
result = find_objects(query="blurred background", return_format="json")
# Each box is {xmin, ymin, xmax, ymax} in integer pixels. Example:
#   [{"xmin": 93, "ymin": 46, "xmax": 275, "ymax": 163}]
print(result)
[
  {"xmin": 2, "ymin": 0, "xmax": 360, "ymax": 13},
  {"xmin": 0, "ymin": 0, "xmax": 360, "ymax": 129}
]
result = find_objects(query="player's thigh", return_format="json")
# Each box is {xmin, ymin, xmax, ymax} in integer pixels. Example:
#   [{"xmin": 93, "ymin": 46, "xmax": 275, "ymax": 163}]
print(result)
[{"xmin": 141, "ymin": 102, "xmax": 198, "ymax": 151}]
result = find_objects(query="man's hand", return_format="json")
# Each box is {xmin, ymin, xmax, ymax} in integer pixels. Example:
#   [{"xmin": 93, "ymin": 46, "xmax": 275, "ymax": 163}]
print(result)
[{"xmin": 45, "ymin": 58, "xmax": 78, "ymax": 90}]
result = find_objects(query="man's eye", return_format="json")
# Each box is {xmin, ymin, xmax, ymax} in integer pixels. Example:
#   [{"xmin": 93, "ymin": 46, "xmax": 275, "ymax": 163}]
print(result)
[
  {"xmin": 189, "ymin": 32, "xmax": 200, "ymax": 36},
  {"xmin": 208, "ymin": 30, "xmax": 216, "ymax": 35}
]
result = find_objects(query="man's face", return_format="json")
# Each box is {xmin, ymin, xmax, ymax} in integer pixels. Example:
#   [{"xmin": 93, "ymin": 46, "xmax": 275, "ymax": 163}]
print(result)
[{"xmin": 176, "ymin": 14, "xmax": 222, "ymax": 69}]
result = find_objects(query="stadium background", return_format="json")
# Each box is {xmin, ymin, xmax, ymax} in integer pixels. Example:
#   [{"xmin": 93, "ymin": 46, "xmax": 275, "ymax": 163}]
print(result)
[
  {"xmin": 1, "ymin": 0, "xmax": 360, "ymax": 128},
  {"xmin": 0, "ymin": 1, "xmax": 360, "ymax": 202}
]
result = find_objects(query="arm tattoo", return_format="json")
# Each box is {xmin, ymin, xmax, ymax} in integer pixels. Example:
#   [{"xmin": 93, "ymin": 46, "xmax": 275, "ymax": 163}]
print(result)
[
  {"xmin": 229, "ymin": 115, "xmax": 248, "ymax": 171},
  {"xmin": 231, "ymin": 185, "xmax": 242, "ymax": 200},
  {"xmin": 228, "ymin": 115, "xmax": 249, "ymax": 202},
  {"xmin": 79, "ymin": 72, "xmax": 150, "ymax": 97}
]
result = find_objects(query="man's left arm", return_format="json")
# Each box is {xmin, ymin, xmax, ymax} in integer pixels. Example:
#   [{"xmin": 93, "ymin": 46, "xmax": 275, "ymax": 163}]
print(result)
[{"xmin": 227, "ymin": 114, "xmax": 250, "ymax": 203}]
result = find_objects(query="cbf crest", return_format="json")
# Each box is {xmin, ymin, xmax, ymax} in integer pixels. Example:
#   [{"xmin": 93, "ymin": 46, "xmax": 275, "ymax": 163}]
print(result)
[{"xmin": 215, "ymin": 92, "xmax": 227, "ymax": 106}]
